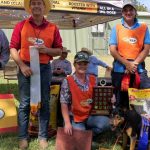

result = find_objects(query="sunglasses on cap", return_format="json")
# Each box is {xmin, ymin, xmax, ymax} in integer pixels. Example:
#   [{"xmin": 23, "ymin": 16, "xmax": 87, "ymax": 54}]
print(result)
[{"xmin": 74, "ymin": 52, "xmax": 89, "ymax": 62}]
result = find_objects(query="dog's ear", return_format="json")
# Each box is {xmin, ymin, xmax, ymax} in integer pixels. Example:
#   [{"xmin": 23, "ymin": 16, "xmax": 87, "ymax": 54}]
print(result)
[{"xmin": 113, "ymin": 115, "xmax": 124, "ymax": 126}]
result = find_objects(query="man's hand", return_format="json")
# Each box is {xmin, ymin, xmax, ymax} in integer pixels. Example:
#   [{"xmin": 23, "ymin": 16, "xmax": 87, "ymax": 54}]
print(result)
[
  {"xmin": 106, "ymin": 66, "xmax": 112, "ymax": 71},
  {"xmin": 64, "ymin": 122, "xmax": 73, "ymax": 136},
  {"xmin": 20, "ymin": 63, "xmax": 32, "ymax": 77},
  {"xmin": 125, "ymin": 61, "xmax": 138, "ymax": 74},
  {"xmin": 36, "ymin": 45, "xmax": 48, "ymax": 54},
  {"xmin": 54, "ymin": 69, "xmax": 65, "ymax": 74},
  {"xmin": 111, "ymin": 94, "xmax": 116, "ymax": 104}
]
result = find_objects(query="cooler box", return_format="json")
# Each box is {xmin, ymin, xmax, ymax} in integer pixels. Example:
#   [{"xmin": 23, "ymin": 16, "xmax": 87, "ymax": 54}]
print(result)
[
  {"xmin": 91, "ymin": 86, "xmax": 113, "ymax": 115},
  {"xmin": 56, "ymin": 127, "xmax": 92, "ymax": 150},
  {"xmin": 0, "ymin": 94, "xmax": 18, "ymax": 133}
]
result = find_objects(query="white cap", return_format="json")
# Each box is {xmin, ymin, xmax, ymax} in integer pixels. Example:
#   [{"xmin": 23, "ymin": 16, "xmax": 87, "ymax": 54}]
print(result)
[{"xmin": 122, "ymin": 1, "xmax": 136, "ymax": 10}]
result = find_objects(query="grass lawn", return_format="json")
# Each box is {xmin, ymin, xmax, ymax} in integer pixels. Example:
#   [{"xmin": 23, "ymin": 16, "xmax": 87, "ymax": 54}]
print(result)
[{"xmin": 0, "ymin": 78, "xmax": 123, "ymax": 150}]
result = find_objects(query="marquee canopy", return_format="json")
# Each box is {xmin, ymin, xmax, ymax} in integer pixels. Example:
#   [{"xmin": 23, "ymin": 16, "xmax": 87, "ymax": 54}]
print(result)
[{"xmin": 0, "ymin": 0, "xmax": 123, "ymax": 29}]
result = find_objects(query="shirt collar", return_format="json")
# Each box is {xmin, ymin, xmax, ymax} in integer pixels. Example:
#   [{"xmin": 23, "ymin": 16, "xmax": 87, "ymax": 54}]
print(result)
[
  {"xmin": 73, "ymin": 73, "xmax": 89, "ymax": 87},
  {"xmin": 29, "ymin": 16, "xmax": 49, "ymax": 28},
  {"xmin": 121, "ymin": 18, "xmax": 139, "ymax": 29}
]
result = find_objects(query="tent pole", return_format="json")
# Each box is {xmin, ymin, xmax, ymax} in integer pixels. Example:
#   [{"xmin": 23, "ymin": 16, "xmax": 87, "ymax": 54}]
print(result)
[
  {"xmin": 74, "ymin": 29, "xmax": 77, "ymax": 53},
  {"xmin": 73, "ymin": 19, "xmax": 77, "ymax": 53}
]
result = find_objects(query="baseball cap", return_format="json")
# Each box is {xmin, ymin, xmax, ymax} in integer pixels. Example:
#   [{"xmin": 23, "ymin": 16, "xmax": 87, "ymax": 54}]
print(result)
[
  {"xmin": 122, "ymin": 1, "xmax": 136, "ymax": 10},
  {"xmin": 74, "ymin": 51, "xmax": 89, "ymax": 63}
]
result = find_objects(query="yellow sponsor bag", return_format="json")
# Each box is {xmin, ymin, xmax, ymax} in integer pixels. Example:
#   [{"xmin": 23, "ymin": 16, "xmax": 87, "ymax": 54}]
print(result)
[
  {"xmin": 128, "ymin": 88, "xmax": 150, "ymax": 117},
  {"xmin": 0, "ymin": 94, "xmax": 18, "ymax": 133},
  {"xmin": 50, "ymin": 85, "xmax": 60, "ymax": 129}
]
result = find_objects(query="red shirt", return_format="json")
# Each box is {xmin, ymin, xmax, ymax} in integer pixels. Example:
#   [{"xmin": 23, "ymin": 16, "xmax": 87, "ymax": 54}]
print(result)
[{"xmin": 10, "ymin": 16, "xmax": 62, "ymax": 50}]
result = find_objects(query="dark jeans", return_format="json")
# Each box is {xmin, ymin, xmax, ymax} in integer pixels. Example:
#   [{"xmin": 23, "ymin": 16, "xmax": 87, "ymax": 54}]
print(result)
[
  {"xmin": 111, "ymin": 72, "xmax": 126, "ymax": 109},
  {"xmin": 71, "ymin": 116, "xmax": 110, "ymax": 136},
  {"xmin": 18, "ymin": 63, "xmax": 51, "ymax": 140}
]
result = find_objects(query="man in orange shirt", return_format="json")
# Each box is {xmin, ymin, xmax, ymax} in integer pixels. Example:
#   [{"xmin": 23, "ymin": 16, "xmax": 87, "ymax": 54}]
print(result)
[
  {"xmin": 109, "ymin": 2, "xmax": 150, "ymax": 110},
  {"xmin": 60, "ymin": 51, "xmax": 110, "ymax": 136},
  {"xmin": 10, "ymin": 0, "xmax": 62, "ymax": 149}
]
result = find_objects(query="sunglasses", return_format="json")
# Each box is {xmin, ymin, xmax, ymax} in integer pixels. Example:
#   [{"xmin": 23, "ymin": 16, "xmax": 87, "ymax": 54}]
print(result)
[{"xmin": 75, "ymin": 53, "xmax": 89, "ymax": 60}]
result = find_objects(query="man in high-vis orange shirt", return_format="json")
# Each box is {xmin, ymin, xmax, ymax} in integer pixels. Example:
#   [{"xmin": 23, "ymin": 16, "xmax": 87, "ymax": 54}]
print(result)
[
  {"xmin": 109, "ymin": 1, "xmax": 150, "ymax": 110},
  {"xmin": 10, "ymin": 0, "xmax": 62, "ymax": 149},
  {"xmin": 60, "ymin": 51, "xmax": 110, "ymax": 136}
]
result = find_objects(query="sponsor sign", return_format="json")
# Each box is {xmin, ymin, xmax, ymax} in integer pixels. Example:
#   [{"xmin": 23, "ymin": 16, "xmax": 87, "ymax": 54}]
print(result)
[
  {"xmin": 0, "ymin": 0, "xmax": 122, "ymax": 16},
  {"xmin": 52, "ymin": 0, "xmax": 97, "ymax": 13},
  {"xmin": 0, "ymin": 0, "xmax": 23, "ymax": 8},
  {"xmin": 97, "ymin": 2, "xmax": 122, "ymax": 16}
]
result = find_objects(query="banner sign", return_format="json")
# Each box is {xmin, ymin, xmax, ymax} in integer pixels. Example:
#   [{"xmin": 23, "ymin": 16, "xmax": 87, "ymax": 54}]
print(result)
[
  {"xmin": 52, "ymin": 0, "xmax": 97, "ymax": 13},
  {"xmin": 97, "ymin": 3, "xmax": 122, "ymax": 16},
  {"xmin": 0, "ymin": 0, "xmax": 23, "ymax": 8},
  {"xmin": 0, "ymin": 0, "xmax": 122, "ymax": 16},
  {"xmin": 0, "ymin": 94, "xmax": 18, "ymax": 133}
]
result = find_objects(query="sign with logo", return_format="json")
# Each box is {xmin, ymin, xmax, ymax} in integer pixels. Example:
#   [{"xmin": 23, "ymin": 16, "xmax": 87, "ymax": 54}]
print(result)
[
  {"xmin": 0, "ymin": 94, "xmax": 18, "ymax": 133},
  {"xmin": 97, "ymin": 2, "xmax": 122, "ymax": 16},
  {"xmin": 123, "ymin": 37, "xmax": 137, "ymax": 44},
  {"xmin": 0, "ymin": 109, "xmax": 5, "ymax": 119},
  {"xmin": 0, "ymin": 0, "xmax": 97, "ymax": 13},
  {"xmin": 0, "ymin": 0, "xmax": 122, "ymax": 16},
  {"xmin": 52, "ymin": 0, "xmax": 97, "ymax": 13},
  {"xmin": 0, "ymin": 0, "xmax": 23, "ymax": 8}
]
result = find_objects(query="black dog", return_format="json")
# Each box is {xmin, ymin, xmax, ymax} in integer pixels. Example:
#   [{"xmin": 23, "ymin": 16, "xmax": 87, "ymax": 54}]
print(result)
[{"xmin": 111, "ymin": 105, "xmax": 142, "ymax": 150}]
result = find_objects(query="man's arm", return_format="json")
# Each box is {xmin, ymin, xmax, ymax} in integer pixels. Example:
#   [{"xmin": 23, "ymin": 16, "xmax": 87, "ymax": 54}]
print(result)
[
  {"xmin": 36, "ymin": 45, "xmax": 62, "ymax": 57},
  {"xmin": 0, "ymin": 30, "xmax": 10, "ymax": 68},
  {"xmin": 46, "ymin": 47, "xmax": 62, "ymax": 56},
  {"xmin": 134, "ymin": 44, "xmax": 150, "ymax": 64},
  {"xmin": 93, "ymin": 56, "xmax": 109, "ymax": 68},
  {"xmin": 134, "ymin": 27, "xmax": 150, "ymax": 64},
  {"xmin": 9, "ymin": 21, "xmax": 32, "ymax": 77},
  {"xmin": 10, "ymin": 48, "xmax": 32, "ymax": 77},
  {"xmin": 61, "ymin": 103, "xmax": 72, "ymax": 135},
  {"xmin": 60, "ymin": 78, "xmax": 72, "ymax": 135},
  {"xmin": 65, "ymin": 62, "xmax": 72, "ymax": 75}
]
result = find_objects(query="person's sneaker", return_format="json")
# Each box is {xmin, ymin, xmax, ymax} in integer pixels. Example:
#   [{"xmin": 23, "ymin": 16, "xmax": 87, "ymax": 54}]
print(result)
[
  {"xmin": 19, "ymin": 139, "xmax": 28, "ymax": 150},
  {"xmin": 39, "ymin": 139, "xmax": 48, "ymax": 149}
]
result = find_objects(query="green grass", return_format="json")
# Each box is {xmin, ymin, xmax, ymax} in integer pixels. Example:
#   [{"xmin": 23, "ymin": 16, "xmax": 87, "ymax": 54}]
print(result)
[
  {"xmin": 0, "ymin": 79, "xmax": 123, "ymax": 150},
  {"xmin": 0, "ymin": 133, "xmax": 55, "ymax": 150}
]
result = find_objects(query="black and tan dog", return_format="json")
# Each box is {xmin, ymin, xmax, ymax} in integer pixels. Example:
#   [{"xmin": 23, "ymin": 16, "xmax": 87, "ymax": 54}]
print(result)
[{"xmin": 110, "ymin": 105, "xmax": 142, "ymax": 150}]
